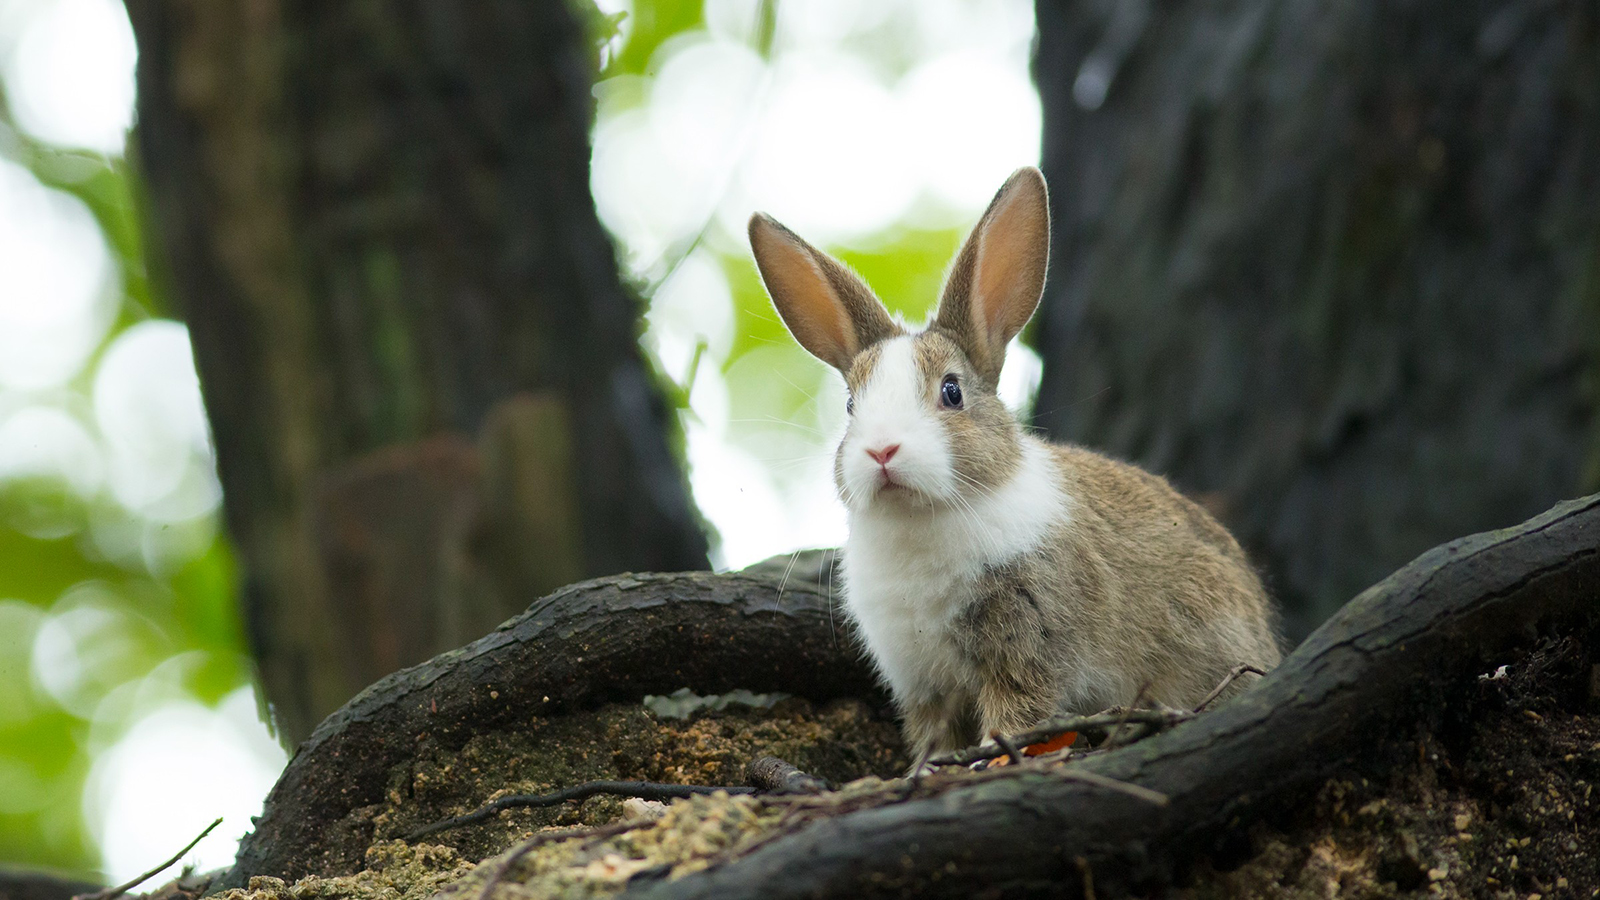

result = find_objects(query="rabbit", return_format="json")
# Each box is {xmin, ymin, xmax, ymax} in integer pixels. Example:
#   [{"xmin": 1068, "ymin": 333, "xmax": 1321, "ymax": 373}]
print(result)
[{"xmin": 747, "ymin": 166, "xmax": 1282, "ymax": 771}]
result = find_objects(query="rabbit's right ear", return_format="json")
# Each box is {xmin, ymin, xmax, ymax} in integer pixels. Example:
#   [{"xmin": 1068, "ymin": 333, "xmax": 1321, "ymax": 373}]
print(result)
[
  {"xmin": 932, "ymin": 167, "xmax": 1050, "ymax": 385},
  {"xmin": 749, "ymin": 213, "xmax": 900, "ymax": 371}
]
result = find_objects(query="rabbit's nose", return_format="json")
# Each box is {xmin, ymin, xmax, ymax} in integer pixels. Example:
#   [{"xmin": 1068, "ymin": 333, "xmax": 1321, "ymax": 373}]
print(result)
[{"xmin": 866, "ymin": 444, "xmax": 900, "ymax": 466}]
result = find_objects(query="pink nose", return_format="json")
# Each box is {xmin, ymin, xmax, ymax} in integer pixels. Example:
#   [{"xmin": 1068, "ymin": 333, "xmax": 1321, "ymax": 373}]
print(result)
[{"xmin": 866, "ymin": 444, "xmax": 900, "ymax": 466}]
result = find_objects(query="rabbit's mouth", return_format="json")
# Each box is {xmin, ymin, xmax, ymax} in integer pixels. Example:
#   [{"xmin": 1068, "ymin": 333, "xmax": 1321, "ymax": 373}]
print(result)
[
  {"xmin": 875, "ymin": 467, "xmax": 909, "ymax": 492},
  {"xmin": 870, "ymin": 471, "xmax": 937, "ymax": 507},
  {"xmin": 850, "ymin": 475, "xmax": 944, "ymax": 513}
]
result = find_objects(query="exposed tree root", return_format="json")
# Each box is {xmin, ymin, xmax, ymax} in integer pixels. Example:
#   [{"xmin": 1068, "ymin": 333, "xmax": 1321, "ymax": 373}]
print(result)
[
  {"xmin": 223, "ymin": 495, "xmax": 1599, "ymax": 898},
  {"xmin": 222, "ymin": 570, "xmax": 877, "ymax": 888},
  {"xmin": 614, "ymin": 493, "xmax": 1600, "ymax": 899}
]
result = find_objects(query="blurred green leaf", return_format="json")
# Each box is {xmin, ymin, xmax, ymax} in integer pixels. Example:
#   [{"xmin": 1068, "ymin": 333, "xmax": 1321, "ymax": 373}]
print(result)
[
  {"xmin": 836, "ymin": 228, "xmax": 966, "ymax": 321},
  {"xmin": 607, "ymin": 0, "xmax": 705, "ymax": 76},
  {"xmin": 0, "ymin": 529, "xmax": 123, "ymax": 608},
  {"xmin": 0, "ymin": 710, "xmax": 96, "ymax": 872},
  {"xmin": 0, "ymin": 47, "xmax": 244, "ymax": 882}
]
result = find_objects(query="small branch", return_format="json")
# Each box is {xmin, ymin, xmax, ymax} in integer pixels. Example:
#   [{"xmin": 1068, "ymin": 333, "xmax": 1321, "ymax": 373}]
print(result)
[
  {"xmin": 746, "ymin": 757, "xmax": 829, "ymax": 795},
  {"xmin": 1075, "ymin": 855, "xmax": 1097, "ymax": 900},
  {"xmin": 407, "ymin": 782, "xmax": 757, "ymax": 841},
  {"xmin": 990, "ymin": 731, "xmax": 1025, "ymax": 767},
  {"xmin": 75, "ymin": 817, "xmax": 222, "ymax": 900},
  {"xmin": 954, "ymin": 738, "xmax": 1166, "ymax": 805},
  {"xmin": 927, "ymin": 709, "xmax": 1194, "ymax": 767},
  {"xmin": 1055, "ymin": 769, "xmax": 1169, "ymax": 806},
  {"xmin": 1099, "ymin": 684, "xmax": 1153, "ymax": 751},
  {"xmin": 1193, "ymin": 664, "xmax": 1268, "ymax": 712}
]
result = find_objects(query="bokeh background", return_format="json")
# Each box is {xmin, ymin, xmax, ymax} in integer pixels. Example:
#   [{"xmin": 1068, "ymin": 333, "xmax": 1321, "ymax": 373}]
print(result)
[
  {"xmin": 6, "ymin": 0, "xmax": 1597, "ymax": 886},
  {"xmin": 0, "ymin": 0, "xmax": 1042, "ymax": 882}
]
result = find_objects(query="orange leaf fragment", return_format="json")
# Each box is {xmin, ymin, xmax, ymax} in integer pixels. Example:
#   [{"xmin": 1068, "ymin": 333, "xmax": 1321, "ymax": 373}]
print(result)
[{"xmin": 1023, "ymin": 731, "xmax": 1078, "ymax": 756}]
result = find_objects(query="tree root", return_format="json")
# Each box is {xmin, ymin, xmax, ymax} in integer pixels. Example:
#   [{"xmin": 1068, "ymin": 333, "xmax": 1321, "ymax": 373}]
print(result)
[
  {"xmin": 221, "ymin": 570, "xmax": 877, "ymax": 888},
  {"xmin": 225, "ymin": 495, "xmax": 1600, "ymax": 898},
  {"xmin": 613, "ymin": 492, "xmax": 1600, "ymax": 899}
]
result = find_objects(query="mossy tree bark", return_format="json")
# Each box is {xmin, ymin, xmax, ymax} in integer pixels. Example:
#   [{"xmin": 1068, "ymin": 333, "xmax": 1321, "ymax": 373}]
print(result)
[
  {"xmin": 1030, "ymin": 0, "xmax": 1600, "ymax": 637},
  {"xmin": 125, "ymin": 1, "xmax": 709, "ymax": 744}
]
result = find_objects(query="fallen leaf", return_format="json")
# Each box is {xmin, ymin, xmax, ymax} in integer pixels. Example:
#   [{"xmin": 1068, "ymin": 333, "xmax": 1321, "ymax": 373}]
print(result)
[{"xmin": 1023, "ymin": 731, "xmax": 1078, "ymax": 756}]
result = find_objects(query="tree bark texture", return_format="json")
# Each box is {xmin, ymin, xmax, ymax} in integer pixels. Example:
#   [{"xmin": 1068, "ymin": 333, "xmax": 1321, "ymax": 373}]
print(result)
[
  {"xmin": 126, "ymin": 1, "xmax": 709, "ymax": 743},
  {"xmin": 1030, "ymin": 0, "xmax": 1600, "ymax": 637},
  {"xmin": 221, "ymin": 569, "xmax": 877, "ymax": 888},
  {"xmin": 619, "ymin": 491, "xmax": 1600, "ymax": 899}
]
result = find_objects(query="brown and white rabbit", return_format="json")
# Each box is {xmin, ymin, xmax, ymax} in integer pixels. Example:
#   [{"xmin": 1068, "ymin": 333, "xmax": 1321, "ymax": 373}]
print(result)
[{"xmin": 748, "ymin": 167, "xmax": 1281, "ymax": 770}]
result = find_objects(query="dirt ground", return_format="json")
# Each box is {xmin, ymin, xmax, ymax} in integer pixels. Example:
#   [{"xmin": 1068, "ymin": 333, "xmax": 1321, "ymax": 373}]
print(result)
[
  {"xmin": 1181, "ymin": 635, "xmax": 1598, "ymax": 899},
  {"xmin": 207, "ymin": 694, "xmax": 906, "ymax": 900},
  {"xmin": 372, "ymin": 694, "xmax": 904, "ymax": 862},
  {"xmin": 196, "ymin": 633, "xmax": 1595, "ymax": 900}
]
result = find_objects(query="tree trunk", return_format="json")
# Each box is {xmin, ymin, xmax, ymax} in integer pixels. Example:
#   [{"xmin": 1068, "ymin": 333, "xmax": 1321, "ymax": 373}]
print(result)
[
  {"xmin": 1029, "ymin": 0, "xmax": 1600, "ymax": 638},
  {"xmin": 125, "ymin": 0, "xmax": 709, "ymax": 744}
]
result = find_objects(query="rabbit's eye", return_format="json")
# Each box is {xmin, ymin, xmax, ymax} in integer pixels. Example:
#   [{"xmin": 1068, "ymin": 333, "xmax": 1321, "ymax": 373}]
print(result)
[
  {"xmin": 940, "ymin": 375, "xmax": 963, "ymax": 409},
  {"xmin": 846, "ymin": 394, "xmax": 855, "ymax": 415}
]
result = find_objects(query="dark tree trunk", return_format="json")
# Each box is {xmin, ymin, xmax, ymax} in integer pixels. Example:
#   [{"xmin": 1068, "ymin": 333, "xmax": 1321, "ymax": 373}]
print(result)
[
  {"xmin": 1030, "ymin": 0, "xmax": 1600, "ymax": 637},
  {"xmin": 125, "ymin": 0, "xmax": 709, "ymax": 743}
]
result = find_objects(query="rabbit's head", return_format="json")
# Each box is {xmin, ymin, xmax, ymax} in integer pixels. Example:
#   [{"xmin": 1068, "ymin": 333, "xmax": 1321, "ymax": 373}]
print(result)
[{"xmin": 750, "ymin": 168, "xmax": 1050, "ymax": 513}]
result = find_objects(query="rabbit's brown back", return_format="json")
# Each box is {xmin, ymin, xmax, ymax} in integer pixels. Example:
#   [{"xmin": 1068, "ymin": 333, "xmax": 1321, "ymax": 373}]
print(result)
[
  {"xmin": 896, "ymin": 438, "xmax": 1279, "ymax": 757},
  {"xmin": 1041, "ymin": 444, "xmax": 1277, "ymax": 707}
]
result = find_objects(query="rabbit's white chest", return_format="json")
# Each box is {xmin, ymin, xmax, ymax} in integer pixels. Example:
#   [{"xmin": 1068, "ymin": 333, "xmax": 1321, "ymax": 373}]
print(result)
[{"xmin": 841, "ymin": 439, "xmax": 1068, "ymax": 703}]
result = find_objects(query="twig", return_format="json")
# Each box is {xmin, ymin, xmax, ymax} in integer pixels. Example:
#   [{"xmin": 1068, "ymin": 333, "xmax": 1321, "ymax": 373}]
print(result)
[
  {"xmin": 1055, "ymin": 768, "xmax": 1169, "ymax": 806},
  {"xmin": 921, "ymin": 748, "xmax": 1170, "ymax": 806},
  {"xmin": 1075, "ymin": 855, "xmax": 1097, "ymax": 900},
  {"xmin": 407, "ymin": 781, "xmax": 756, "ymax": 841},
  {"xmin": 927, "ymin": 709, "xmax": 1194, "ymax": 767},
  {"xmin": 1194, "ymin": 664, "xmax": 1268, "ymax": 711},
  {"xmin": 1099, "ymin": 684, "xmax": 1152, "ymax": 751},
  {"xmin": 747, "ymin": 756, "xmax": 829, "ymax": 794},
  {"xmin": 75, "ymin": 817, "xmax": 223, "ymax": 900},
  {"xmin": 990, "ymin": 731, "xmax": 1025, "ymax": 767},
  {"xmin": 474, "ymin": 819, "xmax": 644, "ymax": 900}
]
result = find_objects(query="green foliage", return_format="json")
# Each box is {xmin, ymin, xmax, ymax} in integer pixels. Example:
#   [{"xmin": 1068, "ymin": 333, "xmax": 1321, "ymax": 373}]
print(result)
[
  {"xmin": 0, "ymin": 99, "xmax": 250, "ymax": 878},
  {"xmin": 719, "ymin": 225, "xmax": 968, "ymax": 422},
  {"xmin": 835, "ymin": 228, "xmax": 966, "ymax": 322},
  {"xmin": 605, "ymin": 0, "xmax": 707, "ymax": 76},
  {"xmin": 36, "ymin": 153, "xmax": 157, "ymax": 322}
]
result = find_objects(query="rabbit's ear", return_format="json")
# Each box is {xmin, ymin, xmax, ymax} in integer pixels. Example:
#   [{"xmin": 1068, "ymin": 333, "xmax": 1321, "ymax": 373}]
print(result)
[
  {"xmin": 933, "ymin": 167, "xmax": 1050, "ymax": 384},
  {"xmin": 749, "ymin": 213, "xmax": 900, "ymax": 371}
]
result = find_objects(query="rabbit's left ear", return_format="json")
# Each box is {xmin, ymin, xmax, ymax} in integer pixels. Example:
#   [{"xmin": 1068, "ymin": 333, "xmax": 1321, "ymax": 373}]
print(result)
[
  {"xmin": 749, "ymin": 213, "xmax": 900, "ymax": 371},
  {"xmin": 932, "ymin": 167, "xmax": 1050, "ymax": 384}
]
